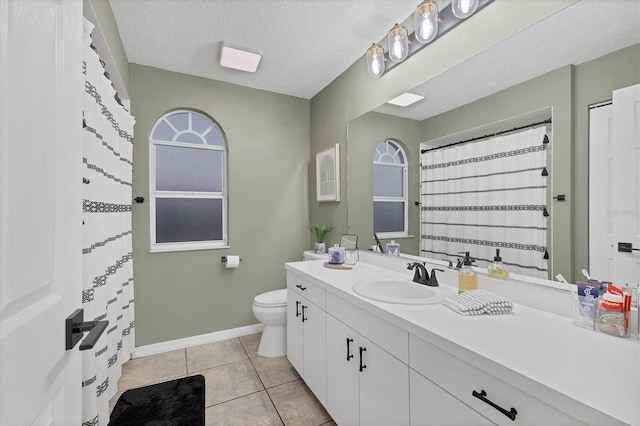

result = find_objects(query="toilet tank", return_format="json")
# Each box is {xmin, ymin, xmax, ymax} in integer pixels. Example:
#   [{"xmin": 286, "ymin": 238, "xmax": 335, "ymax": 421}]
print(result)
[{"xmin": 303, "ymin": 250, "xmax": 328, "ymax": 261}]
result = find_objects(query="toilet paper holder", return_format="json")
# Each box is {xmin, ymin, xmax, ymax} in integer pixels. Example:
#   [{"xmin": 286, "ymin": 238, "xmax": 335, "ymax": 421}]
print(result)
[{"xmin": 221, "ymin": 256, "xmax": 243, "ymax": 263}]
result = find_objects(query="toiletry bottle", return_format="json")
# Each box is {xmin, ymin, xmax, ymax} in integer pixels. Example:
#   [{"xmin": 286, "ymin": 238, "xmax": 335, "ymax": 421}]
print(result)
[
  {"xmin": 488, "ymin": 249, "xmax": 509, "ymax": 279},
  {"xmin": 386, "ymin": 240, "xmax": 400, "ymax": 256},
  {"xmin": 458, "ymin": 252, "xmax": 477, "ymax": 293}
]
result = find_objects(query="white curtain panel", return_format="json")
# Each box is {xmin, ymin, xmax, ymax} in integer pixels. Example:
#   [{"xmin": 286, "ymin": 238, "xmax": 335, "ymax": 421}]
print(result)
[
  {"xmin": 420, "ymin": 126, "xmax": 549, "ymax": 279},
  {"xmin": 82, "ymin": 20, "xmax": 135, "ymax": 426}
]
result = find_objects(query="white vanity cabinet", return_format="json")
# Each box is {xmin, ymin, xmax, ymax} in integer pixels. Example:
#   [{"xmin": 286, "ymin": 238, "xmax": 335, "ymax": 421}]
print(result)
[
  {"xmin": 286, "ymin": 272, "xmax": 326, "ymax": 405},
  {"xmin": 325, "ymin": 293, "xmax": 409, "ymax": 426},
  {"xmin": 410, "ymin": 369, "xmax": 494, "ymax": 425}
]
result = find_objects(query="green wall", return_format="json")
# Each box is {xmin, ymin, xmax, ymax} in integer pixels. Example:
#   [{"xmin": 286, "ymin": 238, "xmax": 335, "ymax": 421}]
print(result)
[
  {"xmin": 130, "ymin": 65, "xmax": 310, "ymax": 345},
  {"xmin": 347, "ymin": 112, "xmax": 422, "ymax": 253}
]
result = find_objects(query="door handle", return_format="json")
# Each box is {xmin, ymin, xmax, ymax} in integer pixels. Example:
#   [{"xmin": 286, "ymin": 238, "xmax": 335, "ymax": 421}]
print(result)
[
  {"xmin": 65, "ymin": 309, "xmax": 108, "ymax": 351},
  {"xmin": 295, "ymin": 284, "xmax": 307, "ymax": 291},
  {"xmin": 472, "ymin": 389, "xmax": 518, "ymax": 421},
  {"xmin": 301, "ymin": 305, "xmax": 308, "ymax": 322},
  {"xmin": 346, "ymin": 338, "xmax": 354, "ymax": 361},
  {"xmin": 359, "ymin": 346, "xmax": 367, "ymax": 372},
  {"xmin": 618, "ymin": 242, "xmax": 640, "ymax": 253},
  {"xmin": 295, "ymin": 300, "xmax": 301, "ymax": 317}
]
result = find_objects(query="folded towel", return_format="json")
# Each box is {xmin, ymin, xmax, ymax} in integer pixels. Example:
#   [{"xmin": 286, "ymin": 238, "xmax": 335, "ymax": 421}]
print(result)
[{"xmin": 443, "ymin": 289, "xmax": 513, "ymax": 316}]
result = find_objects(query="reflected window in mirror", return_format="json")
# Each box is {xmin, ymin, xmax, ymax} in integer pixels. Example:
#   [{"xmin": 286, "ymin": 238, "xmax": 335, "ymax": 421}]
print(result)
[{"xmin": 373, "ymin": 140, "xmax": 408, "ymax": 238}]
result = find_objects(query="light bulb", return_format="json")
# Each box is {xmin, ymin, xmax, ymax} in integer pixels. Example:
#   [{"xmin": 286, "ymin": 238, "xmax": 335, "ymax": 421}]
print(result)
[
  {"xmin": 452, "ymin": 0, "xmax": 479, "ymax": 19},
  {"xmin": 387, "ymin": 23, "xmax": 409, "ymax": 63},
  {"xmin": 366, "ymin": 43, "xmax": 385, "ymax": 78},
  {"xmin": 415, "ymin": 0, "xmax": 438, "ymax": 44}
]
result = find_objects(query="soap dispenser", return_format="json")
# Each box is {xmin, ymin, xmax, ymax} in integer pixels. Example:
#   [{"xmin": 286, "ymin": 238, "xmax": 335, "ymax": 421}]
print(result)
[
  {"xmin": 488, "ymin": 249, "xmax": 509, "ymax": 279},
  {"xmin": 458, "ymin": 252, "xmax": 477, "ymax": 293}
]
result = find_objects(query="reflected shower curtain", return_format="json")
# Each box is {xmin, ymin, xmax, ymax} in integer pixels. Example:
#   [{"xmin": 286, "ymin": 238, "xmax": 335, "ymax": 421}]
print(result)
[
  {"xmin": 420, "ymin": 126, "xmax": 549, "ymax": 279},
  {"xmin": 81, "ymin": 20, "xmax": 135, "ymax": 426}
]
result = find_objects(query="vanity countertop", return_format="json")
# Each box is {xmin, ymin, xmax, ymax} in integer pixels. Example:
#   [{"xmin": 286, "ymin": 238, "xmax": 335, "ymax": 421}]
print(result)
[{"xmin": 285, "ymin": 259, "xmax": 639, "ymax": 425}]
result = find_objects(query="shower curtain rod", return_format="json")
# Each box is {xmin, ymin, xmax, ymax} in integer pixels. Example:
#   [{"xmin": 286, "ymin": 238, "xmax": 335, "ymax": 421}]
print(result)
[{"xmin": 421, "ymin": 118, "xmax": 552, "ymax": 154}]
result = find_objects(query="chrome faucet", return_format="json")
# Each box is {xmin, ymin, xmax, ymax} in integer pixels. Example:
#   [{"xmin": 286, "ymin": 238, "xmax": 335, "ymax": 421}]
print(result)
[{"xmin": 407, "ymin": 262, "xmax": 431, "ymax": 286}]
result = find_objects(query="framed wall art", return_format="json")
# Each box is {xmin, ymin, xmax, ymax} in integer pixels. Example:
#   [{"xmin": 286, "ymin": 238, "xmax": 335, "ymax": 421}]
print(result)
[{"xmin": 316, "ymin": 144, "xmax": 340, "ymax": 202}]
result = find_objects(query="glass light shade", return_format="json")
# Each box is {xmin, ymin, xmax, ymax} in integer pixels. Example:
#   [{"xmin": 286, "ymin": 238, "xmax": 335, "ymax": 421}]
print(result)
[
  {"xmin": 387, "ymin": 23, "xmax": 409, "ymax": 63},
  {"xmin": 451, "ymin": 0, "xmax": 479, "ymax": 19},
  {"xmin": 415, "ymin": 0, "xmax": 438, "ymax": 44},
  {"xmin": 366, "ymin": 43, "xmax": 385, "ymax": 78}
]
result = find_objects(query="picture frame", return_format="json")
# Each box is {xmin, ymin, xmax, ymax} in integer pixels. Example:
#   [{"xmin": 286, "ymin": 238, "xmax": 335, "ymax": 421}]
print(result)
[{"xmin": 316, "ymin": 144, "xmax": 340, "ymax": 202}]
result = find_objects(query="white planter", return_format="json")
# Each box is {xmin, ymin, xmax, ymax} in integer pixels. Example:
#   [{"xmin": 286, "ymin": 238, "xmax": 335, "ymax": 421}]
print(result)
[{"xmin": 314, "ymin": 242, "xmax": 326, "ymax": 254}]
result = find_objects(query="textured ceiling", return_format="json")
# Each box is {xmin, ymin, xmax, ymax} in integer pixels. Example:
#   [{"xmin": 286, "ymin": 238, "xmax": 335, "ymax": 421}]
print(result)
[
  {"xmin": 109, "ymin": 0, "xmax": 640, "ymax": 120},
  {"xmin": 109, "ymin": 0, "xmax": 418, "ymax": 99}
]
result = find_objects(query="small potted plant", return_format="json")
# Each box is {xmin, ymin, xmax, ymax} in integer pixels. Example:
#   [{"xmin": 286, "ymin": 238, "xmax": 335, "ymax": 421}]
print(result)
[{"xmin": 309, "ymin": 224, "xmax": 334, "ymax": 254}]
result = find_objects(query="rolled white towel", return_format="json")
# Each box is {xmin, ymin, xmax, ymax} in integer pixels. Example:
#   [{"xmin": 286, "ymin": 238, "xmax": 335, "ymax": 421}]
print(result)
[{"xmin": 443, "ymin": 289, "xmax": 513, "ymax": 316}]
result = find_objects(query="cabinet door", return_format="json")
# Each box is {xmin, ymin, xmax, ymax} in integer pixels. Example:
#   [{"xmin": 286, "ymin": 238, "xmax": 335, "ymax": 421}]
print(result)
[
  {"xmin": 359, "ymin": 336, "xmax": 409, "ymax": 426},
  {"xmin": 410, "ymin": 369, "xmax": 494, "ymax": 426},
  {"xmin": 302, "ymin": 300, "xmax": 327, "ymax": 405},
  {"xmin": 286, "ymin": 292, "xmax": 303, "ymax": 375},
  {"xmin": 326, "ymin": 315, "xmax": 359, "ymax": 426}
]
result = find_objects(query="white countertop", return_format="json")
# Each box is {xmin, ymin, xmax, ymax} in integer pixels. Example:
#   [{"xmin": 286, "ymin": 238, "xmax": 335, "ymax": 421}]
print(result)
[{"xmin": 285, "ymin": 259, "xmax": 640, "ymax": 425}]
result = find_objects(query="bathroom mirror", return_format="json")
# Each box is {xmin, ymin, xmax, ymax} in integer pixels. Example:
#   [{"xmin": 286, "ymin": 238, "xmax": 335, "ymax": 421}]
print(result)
[
  {"xmin": 344, "ymin": 1, "xmax": 639, "ymax": 282},
  {"xmin": 339, "ymin": 234, "xmax": 358, "ymax": 250}
]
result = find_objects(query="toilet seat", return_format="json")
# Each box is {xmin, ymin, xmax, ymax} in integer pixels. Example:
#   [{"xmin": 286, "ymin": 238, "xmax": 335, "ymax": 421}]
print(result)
[{"xmin": 253, "ymin": 288, "xmax": 287, "ymax": 308}]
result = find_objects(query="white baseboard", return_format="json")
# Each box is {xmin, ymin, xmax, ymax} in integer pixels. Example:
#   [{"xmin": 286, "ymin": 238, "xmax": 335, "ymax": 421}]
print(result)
[{"xmin": 132, "ymin": 323, "xmax": 265, "ymax": 359}]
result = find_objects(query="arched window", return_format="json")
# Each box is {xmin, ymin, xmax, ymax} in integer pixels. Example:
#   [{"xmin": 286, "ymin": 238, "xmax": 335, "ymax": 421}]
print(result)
[
  {"xmin": 373, "ymin": 139, "xmax": 408, "ymax": 238},
  {"xmin": 149, "ymin": 110, "xmax": 227, "ymax": 251}
]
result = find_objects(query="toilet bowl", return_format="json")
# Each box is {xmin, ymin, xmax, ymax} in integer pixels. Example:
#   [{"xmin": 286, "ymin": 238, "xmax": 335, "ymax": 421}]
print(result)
[{"xmin": 252, "ymin": 288, "xmax": 287, "ymax": 357}]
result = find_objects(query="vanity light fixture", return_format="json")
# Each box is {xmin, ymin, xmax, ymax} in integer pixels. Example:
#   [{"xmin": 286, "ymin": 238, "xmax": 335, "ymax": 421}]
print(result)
[
  {"xmin": 451, "ymin": 0, "xmax": 479, "ymax": 19},
  {"xmin": 387, "ymin": 23, "xmax": 409, "ymax": 63},
  {"xmin": 387, "ymin": 92, "xmax": 424, "ymax": 107},
  {"xmin": 219, "ymin": 41, "xmax": 263, "ymax": 73},
  {"xmin": 366, "ymin": 43, "xmax": 386, "ymax": 78},
  {"xmin": 415, "ymin": 0, "xmax": 439, "ymax": 44}
]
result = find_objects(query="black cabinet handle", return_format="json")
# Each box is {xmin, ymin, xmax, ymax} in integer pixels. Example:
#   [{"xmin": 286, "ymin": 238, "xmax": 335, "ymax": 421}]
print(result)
[
  {"xmin": 301, "ymin": 305, "xmax": 307, "ymax": 322},
  {"xmin": 346, "ymin": 338, "xmax": 354, "ymax": 361},
  {"xmin": 472, "ymin": 389, "xmax": 517, "ymax": 421},
  {"xmin": 295, "ymin": 300, "xmax": 301, "ymax": 317},
  {"xmin": 359, "ymin": 346, "xmax": 367, "ymax": 372},
  {"xmin": 296, "ymin": 284, "xmax": 307, "ymax": 291}
]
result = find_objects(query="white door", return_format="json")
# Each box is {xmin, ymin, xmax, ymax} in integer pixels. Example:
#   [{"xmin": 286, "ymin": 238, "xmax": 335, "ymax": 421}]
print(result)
[
  {"xmin": 589, "ymin": 84, "xmax": 640, "ymax": 286},
  {"xmin": 326, "ymin": 315, "xmax": 359, "ymax": 426},
  {"xmin": 0, "ymin": 1, "xmax": 83, "ymax": 424}
]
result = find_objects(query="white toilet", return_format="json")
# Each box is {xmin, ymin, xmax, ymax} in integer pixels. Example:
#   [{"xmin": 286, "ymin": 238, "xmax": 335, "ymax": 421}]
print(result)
[{"xmin": 252, "ymin": 288, "xmax": 288, "ymax": 357}]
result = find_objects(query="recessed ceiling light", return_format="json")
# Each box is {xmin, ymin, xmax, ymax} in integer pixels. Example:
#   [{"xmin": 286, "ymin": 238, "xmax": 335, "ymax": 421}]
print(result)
[
  {"xmin": 387, "ymin": 92, "xmax": 424, "ymax": 107},
  {"xmin": 219, "ymin": 42, "xmax": 263, "ymax": 73}
]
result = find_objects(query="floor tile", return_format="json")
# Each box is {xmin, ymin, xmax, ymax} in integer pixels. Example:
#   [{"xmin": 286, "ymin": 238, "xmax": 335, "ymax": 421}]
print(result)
[
  {"xmin": 250, "ymin": 356, "xmax": 300, "ymax": 389},
  {"xmin": 205, "ymin": 391, "xmax": 283, "ymax": 426},
  {"xmin": 268, "ymin": 379, "xmax": 331, "ymax": 426},
  {"xmin": 187, "ymin": 338, "xmax": 248, "ymax": 373},
  {"xmin": 239, "ymin": 332, "xmax": 261, "ymax": 358},
  {"xmin": 200, "ymin": 359, "xmax": 264, "ymax": 406},
  {"xmin": 117, "ymin": 349, "xmax": 187, "ymax": 391}
]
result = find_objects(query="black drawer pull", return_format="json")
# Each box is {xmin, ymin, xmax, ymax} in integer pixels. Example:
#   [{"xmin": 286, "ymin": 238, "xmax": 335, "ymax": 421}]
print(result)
[
  {"xmin": 472, "ymin": 389, "xmax": 517, "ymax": 421},
  {"xmin": 359, "ymin": 346, "xmax": 367, "ymax": 372},
  {"xmin": 296, "ymin": 284, "xmax": 307, "ymax": 291},
  {"xmin": 346, "ymin": 338, "xmax": 354, "ymax": 361},
  {"xmin": 301, "ymin": 305, "xmax": 307, "ymax": 322},
  {"xmin": 295, "ymin": 300, "xmax": 301, "ymax": 317}
]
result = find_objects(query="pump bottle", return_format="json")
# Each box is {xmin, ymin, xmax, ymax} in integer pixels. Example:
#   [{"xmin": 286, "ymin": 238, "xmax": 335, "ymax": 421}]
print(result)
[
  {"xmin": 458, "ymin": 252, "xmax": 477, "ymax": 293},
  {"xmin": 488, "ymin": 249, "xmax": 509, "ymax": 279}
]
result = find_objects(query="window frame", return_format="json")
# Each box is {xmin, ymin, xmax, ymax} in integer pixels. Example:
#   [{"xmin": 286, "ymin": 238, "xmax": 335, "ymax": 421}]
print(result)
[
  {"xmin": 149, "ymin": 110, "xmax": 228, "ymax": 252},
  {"xmin": 372, "ymin": 139, "xmax": 408, "ymax": 239}
]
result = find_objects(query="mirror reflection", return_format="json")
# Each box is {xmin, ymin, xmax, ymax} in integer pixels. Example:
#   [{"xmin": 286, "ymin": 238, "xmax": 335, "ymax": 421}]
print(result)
[{"xmin": 345, "ymin": 1, "xmax": 639, "ymax": 282}]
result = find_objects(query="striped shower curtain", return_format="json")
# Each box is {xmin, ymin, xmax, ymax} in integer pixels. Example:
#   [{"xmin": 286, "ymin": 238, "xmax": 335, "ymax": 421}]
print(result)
[
  {"xmin": 81, "ymin": 19, "xmax": 135, "ymax": 426},
  {"xmin": 420, "ymin": 126, "xmax": 550, "ymax": 279}
]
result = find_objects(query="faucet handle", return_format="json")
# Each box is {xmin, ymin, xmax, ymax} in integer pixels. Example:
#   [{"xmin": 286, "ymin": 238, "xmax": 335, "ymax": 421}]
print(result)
[{"xmin": 429, "ymin": 268, "xmax": 444, "ymax": 286}]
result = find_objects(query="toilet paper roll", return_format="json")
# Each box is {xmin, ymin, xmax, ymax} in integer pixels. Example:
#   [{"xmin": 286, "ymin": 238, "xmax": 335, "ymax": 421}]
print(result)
[{"xmin": 225, "ymin": 255, "xmax": 240, "ymax": 269}]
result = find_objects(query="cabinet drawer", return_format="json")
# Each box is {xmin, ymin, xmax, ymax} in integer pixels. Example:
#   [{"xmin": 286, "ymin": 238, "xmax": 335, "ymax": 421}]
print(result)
[
  {"xmin": 409, "ymin": 335, "xmax": 580, "ymax": 425},
  {"xmin": 287, "ymin": 271, "xmax": 325, "ymax": 308},
  {"xmin": 326, "ymin": 292, "xmax": 408, "ymax": 363}
]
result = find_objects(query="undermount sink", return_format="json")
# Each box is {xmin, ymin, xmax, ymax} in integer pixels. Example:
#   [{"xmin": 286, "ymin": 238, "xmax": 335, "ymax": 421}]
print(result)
[{"xmin": 352, "ymin": 278, "xmax": 453, "ymax": 305}]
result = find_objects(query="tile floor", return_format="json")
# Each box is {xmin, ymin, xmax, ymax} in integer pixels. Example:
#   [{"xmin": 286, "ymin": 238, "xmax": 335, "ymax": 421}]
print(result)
[{"xmin": 110, "ymin": 333, "xmax": 335, "ymax": 426}]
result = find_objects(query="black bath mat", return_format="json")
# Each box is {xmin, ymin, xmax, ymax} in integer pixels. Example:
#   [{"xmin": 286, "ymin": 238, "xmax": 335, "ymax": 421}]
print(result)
[{"xmin": 109, "ymin": 375, "xmax": 205, "ymax": 426}]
